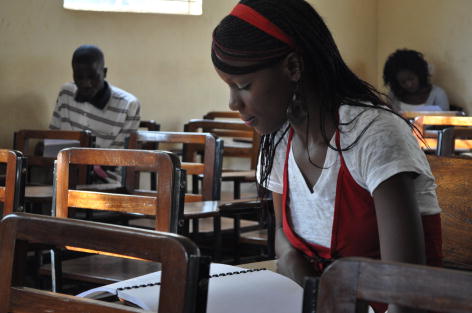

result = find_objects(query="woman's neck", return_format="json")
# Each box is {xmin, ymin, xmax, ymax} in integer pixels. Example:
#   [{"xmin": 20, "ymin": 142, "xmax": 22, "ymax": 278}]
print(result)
[{"xmin": 290, "ymin": 94, "xmax": 336, "ymax": 147}]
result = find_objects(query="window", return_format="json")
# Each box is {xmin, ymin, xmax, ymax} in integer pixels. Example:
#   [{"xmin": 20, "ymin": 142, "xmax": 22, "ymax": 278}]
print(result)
[{"xmin": 64, "ymin": 0, "xmax": 202, "ymax": 16}]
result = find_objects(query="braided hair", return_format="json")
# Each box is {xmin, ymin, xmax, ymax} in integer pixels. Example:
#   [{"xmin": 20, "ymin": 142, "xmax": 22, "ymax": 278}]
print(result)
[
  {"xmin": 212, "ymin": 0, "xmax": 400, "ymax": 193},
  {"xmin": 383, "ymin": 49, "xmax": 431, "ymax": 99}
]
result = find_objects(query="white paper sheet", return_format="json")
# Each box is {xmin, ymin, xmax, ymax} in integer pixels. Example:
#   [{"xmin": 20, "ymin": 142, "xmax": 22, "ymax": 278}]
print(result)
[
  {"xmin": 43, "ymin": 139, "xmax": 80, "ymax": 157},
  {"xmin": 78, "ymin": 263, "xmax": 303, "ymax": 313}
]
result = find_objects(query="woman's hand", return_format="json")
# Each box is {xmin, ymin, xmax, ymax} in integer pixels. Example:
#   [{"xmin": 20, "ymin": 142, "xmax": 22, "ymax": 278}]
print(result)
[
  {"xmin": 272, "ymin": 192, "xmax": 318, "ymax": 285},
  {"xmin": 276, "ymin": 228, "xmax": 318, "ymax": 285}
]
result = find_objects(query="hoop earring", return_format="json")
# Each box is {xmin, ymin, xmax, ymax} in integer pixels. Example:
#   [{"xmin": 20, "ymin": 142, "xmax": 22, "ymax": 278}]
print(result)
[{"xmin": 286, "ymin": 83, "xmax": 307, "ymax": 125}]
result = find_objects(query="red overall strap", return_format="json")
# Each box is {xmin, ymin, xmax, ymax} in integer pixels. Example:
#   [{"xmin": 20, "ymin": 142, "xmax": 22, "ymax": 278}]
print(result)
[
  {"xmin": 281, "ymin": 128, "xmax": 331, "ymax": 272},
  {"xmin": 331, "ymin": 129, "xmax": 381, "ymax": 259}
]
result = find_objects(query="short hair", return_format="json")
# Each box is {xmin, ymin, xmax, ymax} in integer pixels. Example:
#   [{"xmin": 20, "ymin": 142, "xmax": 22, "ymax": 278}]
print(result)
[
  {"xmin": 383, "ymin": 49, "xmax": 430, "ymax": 97},
  {"xmin": 72, "ymin": 45, "xmax": 105, "ymax": 67}
]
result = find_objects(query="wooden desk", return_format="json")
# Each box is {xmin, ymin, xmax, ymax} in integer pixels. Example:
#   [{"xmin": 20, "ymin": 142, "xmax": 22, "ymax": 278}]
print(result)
[
  {"xmin": 419, "ymin": 138, "xmax": 472, "ymax": 151},
  {"xmin": 240, "ymin": 259, "xmax": 277, "ymax": 272},
  {"xmin": 402, "ymin": 111, "xmax": 465, "ymax": 119}
]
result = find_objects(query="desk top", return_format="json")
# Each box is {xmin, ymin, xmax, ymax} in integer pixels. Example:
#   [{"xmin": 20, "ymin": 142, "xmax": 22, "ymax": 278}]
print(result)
[
  {"xmin": 25, "ymin": 183, "xmax": 122, "ymax": 199},
  {"xmin": 420, "ymin": 138, "xmax": 472, "ymax": 151},
  {"xmin": 240, "ymin": 259, "xmax": 277, "ymax": 272}
]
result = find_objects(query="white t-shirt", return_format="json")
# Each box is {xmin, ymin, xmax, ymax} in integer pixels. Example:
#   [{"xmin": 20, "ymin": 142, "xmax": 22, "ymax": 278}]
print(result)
[
  {"xmin": 258, "ymin": 105, "xmax": 441, "ymax": 248},
  {"xmin": 391, "ymin": 85, "xmax": 449, "ymax": 112},
  {"xmin": 49, "ymin": 82, "xmax": 141, "ymax": 148}
]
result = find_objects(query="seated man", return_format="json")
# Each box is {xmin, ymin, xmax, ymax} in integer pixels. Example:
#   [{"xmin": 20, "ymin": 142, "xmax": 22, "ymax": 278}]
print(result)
[{"xmin": 50, "ymin": 44, "xmax": 141, "ymax": 149}]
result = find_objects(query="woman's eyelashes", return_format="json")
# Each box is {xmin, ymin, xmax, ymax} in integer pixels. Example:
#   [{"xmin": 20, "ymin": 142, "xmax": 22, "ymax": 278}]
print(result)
[{"xmin": 235, "ymin": 82, "xmax": 252, "ymax": 91}]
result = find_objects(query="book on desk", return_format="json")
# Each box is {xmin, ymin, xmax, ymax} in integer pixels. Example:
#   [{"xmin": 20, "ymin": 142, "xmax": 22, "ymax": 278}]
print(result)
[
  {"xmin": 78, "ymin": 263, "xmax": 303, "ymax": 313},
  {"xmin": 43, "ymin": 139, "xmax": 81, "ymax": 157}
]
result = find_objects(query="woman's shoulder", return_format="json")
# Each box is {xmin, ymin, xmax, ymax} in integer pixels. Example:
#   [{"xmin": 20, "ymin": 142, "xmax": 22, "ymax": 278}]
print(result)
[
  {"xmin": 338, "ymin": 103, "xmax": 401, "ymax": 131},
  {"xmin": 338, "ymin": 103, "xmax": 411, "ymax": 147},
  {"xmin": 430, "ymin": 85, "xmax": 447, "ymax": 97}
]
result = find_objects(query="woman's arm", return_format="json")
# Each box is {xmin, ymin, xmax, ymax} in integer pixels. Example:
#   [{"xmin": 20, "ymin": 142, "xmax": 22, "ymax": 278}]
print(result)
[
  {"xmin": 433, "ymin": 86, "xmax": 450, "ymax": 111},
  {"xmin": 273, "ymin": 192, "xmax": 318, "ymax": 285},
  {"xmin": 373, "ymin": 172, "xmax": 426, "ymax": 313}
]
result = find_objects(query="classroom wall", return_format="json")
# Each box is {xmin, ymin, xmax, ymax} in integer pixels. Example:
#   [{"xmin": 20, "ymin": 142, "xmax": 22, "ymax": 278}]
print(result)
[
  {"xmin": 378, "ymin": 0, "xmax": 472, "ymax": 113},
  {"xmin": 0, "ymin": 0, "xmax": 377, "ymax": 148}
]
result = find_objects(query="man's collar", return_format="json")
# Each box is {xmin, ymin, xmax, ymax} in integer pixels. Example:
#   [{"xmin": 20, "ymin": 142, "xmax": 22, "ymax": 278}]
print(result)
[{"xmin": 75, "ymin": 81, "xmax": 111, "ymax": 110}]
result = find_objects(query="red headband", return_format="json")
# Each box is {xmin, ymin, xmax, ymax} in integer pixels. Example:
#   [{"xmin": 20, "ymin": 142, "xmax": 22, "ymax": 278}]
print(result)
[{"xmin": 230, "ymin": 3, "xmax": 296, "ymax": 48}]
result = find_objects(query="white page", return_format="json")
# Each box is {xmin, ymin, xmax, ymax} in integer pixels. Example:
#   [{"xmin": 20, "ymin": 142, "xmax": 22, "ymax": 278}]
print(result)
[
  {"xmin": 43, "ymin": 139, "xmax": 80, "ymax": 157},
  {"xmin": 78, "ymin": 263, "xmax": 303, "ymax": 313}
]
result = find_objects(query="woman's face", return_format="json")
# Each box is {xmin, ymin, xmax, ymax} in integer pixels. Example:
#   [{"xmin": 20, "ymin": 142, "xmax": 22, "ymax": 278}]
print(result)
[
  {"xmin": 396, "ymin": 69, "xmax": 420, "ymax": 94},
  {"xmin": 215, "ymin": 62, "xmax": 293, "ymax": 135}
]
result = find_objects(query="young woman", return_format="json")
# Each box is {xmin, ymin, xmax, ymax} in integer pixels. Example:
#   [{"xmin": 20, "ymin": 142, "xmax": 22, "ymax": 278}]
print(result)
[
  {"xmin": 383, "ymin": 49, "xmax": 449, "ymax": 112},
  {"xmin": 212, "ymin": 1, "xmax": 442, "ymax": 312}
]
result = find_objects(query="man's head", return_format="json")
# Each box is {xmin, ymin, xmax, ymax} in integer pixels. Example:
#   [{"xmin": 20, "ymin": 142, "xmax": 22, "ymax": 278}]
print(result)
[{"xmin": 72, "ymin": 45, "xmax": 107, "ymax": 102}]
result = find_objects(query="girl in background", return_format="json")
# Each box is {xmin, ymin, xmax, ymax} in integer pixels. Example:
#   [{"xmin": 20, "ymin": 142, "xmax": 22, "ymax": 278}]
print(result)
[{"xmin": 383, "ymin": 49, "xmax": 449, "ymax": 112}]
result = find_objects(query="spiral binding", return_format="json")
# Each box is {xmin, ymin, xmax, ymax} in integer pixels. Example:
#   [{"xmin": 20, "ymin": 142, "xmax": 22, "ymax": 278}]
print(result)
[{"xmin": 117, "ymin": 268, "xmax": 267, "ymax": 291}]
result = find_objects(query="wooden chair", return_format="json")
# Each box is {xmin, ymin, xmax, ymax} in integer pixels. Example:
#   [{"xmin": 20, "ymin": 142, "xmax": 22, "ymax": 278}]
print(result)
[
  {"xmin": 0, "ymin": 150, "xmax": 26, "ymax": 216},
  {"xmin": 0, "ymin": 212, "xmax": 209, "ymax": 313},
  {"xmin": 128, "ymin": 131, "xmax": 223, "ymax": 202},
  {"xmin": 219, "ymin": 199, "xmax": 275, "ymax": 263},
  {"xmin": 45, "ymin": 148, "xmax": 182, "ymax": 287},
  {"xmin": 13, "ymin": 129, "xmax": 94, "ymax": 185},
  {"xmin": 437, "ymin": 127, "xmax": 472, "ymax": 156},
  {"xmin": 13, "ymin": 129, "xmax": 94, "ymax": 214},
  {"xmin": 412, "ymin": 116, "xmax": 472, "ymax": 152},
  {"xmin": 139, "ymin": 120, "xmax": 161, "ymax": 131},
  {"xmin": 128, "ymin": 131, "xmax": 224, "ymax": 258},
  {"xmin": 184, "ymin": 120, "xmax": 268, "ymax": 261},
  {"xmin": 313, "ymin": 257, "xmax": 472, "ymax": 313},
  {"xmin": 55, "ymin": 148, "xmax": 182, "ymax": 230},
  {"xmin": 203, "ymin": 111, "xmax": 241, "ymax": 120},
  {"xmin": 184, "ymin": 119, "xmax": 260, "ymax": 199},
  {"xmin": 427, "ymin": 155, "xmax": 472, "ymax": 270},
  {"xmin": 139, "ymin": 120, "xmax": 161, "ymax": 156}
]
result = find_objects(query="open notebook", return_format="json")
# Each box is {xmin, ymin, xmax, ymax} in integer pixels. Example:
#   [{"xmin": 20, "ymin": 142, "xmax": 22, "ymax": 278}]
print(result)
[{"xmin": 78, "ymin": 263, "xmax": 303, "ymax": 313}]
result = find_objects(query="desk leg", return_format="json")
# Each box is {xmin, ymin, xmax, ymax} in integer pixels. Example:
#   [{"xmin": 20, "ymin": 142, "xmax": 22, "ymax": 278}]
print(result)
[
  {"xmin": 213, "ymin": 215, "xmax": 221, "ymax": 261},
  {"xmin": 234, "ymin": 180, "xmax": 241, "ymax": 199},
  {"xmin": 192, "ymin": 218, "xmax": 199, "ymax": 234}
]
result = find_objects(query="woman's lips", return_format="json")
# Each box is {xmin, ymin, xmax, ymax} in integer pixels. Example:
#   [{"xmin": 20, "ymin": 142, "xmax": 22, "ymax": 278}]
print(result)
[{"xmin": 243, "ymin": 116, "xmax": 256, "ymax": 127}]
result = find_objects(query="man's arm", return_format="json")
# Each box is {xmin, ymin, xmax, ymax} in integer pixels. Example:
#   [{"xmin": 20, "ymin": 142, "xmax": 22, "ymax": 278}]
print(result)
[
  {"xmin": 273, "ymin": 192, "xmax": 318, "ymax": 285},
  {"xmin": 49, "ymin": 95, "xmax": 62, "ymax": 130},
  {"xmin": 111, "ymin": 100, "xmax": 141, "ymax": 148}
]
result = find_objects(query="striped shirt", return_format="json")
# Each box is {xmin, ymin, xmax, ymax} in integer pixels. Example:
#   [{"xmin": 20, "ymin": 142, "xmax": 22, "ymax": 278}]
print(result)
[{"xmin": 49, "ymin": 82, "xmax": 141, "ymax": 148}]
